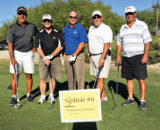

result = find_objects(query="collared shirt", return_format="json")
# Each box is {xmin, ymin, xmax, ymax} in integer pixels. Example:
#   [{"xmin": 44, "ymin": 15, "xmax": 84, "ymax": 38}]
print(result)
[
  {"xmin": 63, "ymin": 22, "xmax": 88, "ymax": 55},
  {"xmin": 88, "ymin": 23, "xmax": 113, "ymax": 54},
  {"xmin": 117, "ymin": 19, "xmax": 152, "ymax": 57},
  {"xmin": 35, "ymin": 27, "xmax": 64, "ymax": 56},
  {"xmin": 7, "ymin": 21, "xmax": 38, "ymax": 52}
]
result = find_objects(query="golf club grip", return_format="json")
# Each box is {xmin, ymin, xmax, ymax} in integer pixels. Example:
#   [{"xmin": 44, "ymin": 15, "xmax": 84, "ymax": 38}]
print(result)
[{"xmin": 97, "ymin": 68, "xmax": 101, "ymax": 78}]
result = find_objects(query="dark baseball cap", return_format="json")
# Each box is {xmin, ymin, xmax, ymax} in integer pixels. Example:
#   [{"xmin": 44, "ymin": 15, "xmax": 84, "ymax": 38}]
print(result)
[{"xmin": 17, "ymin": 6, "xmax": 27, "ymax": 14}]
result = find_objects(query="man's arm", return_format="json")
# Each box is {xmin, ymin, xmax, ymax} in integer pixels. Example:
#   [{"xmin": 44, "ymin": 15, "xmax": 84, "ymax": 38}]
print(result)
[
  {"xmin": 87, "ymin": 44, "xmax": 91, "ymax": 62},
  {"xmin": 141, "ymin": 42, "xmax": 150, "ymax": 64},
  {"xmin": 73, "ymin": 42, "xmax": 85, "ymax": 56},
  {"xmin": 8, "ymin": 42, "xmax": 16, "ymax": 68},
  {"xmin": 116, "ymin": 44, "xmax": 122, "ymax": 65},
  {"xmin": 50, "ymin": 46, "xmax": 64, "ymax": 57},
  {"xmin": 37, "ymin": 48, "xmax": 50, "ymax": 66},
  {"xmin": 99, "ymin": 43, "xmax": 110, "ymax": 68}
]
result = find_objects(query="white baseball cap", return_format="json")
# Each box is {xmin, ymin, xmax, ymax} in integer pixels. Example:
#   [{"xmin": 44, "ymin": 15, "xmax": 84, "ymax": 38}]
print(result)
[
  {"xmin": 125, "ymin": 6, "xmax": 136, "ymax": 14},
  {"xmin": 92, "ymin": 10, "xmax": 102, "ymax": 17},
  {"xmin": 42, "ymin": 14, "xmax": 52, "ymax": 20}
]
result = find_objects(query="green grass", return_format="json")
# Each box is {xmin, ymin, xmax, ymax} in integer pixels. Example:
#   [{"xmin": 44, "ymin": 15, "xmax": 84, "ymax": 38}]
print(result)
[{"xmin": 0, "ymin": 60, "xmax": 160, "ymax": 130}]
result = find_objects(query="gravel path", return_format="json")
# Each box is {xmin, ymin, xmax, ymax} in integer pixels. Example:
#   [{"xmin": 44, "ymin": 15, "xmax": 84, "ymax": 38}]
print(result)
[
  {"xmin": 0, "ymin": 50, "xmax": 39, "ymax": 63},
  {"xmin": 0, "ymin": 50, "xmax": 159, "ymax": 73}
]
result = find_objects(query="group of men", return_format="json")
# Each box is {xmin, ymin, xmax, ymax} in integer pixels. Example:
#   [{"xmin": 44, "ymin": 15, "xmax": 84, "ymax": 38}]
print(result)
[{"xmin": 7, "ymin": 5, "xmax": 151, "ymax": 110}]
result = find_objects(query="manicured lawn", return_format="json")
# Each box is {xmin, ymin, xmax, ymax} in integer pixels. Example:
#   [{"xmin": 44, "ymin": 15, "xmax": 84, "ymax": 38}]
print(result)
[{"xmin": 0, "ymin": 60, "xmax": 159, "ymax": 130}]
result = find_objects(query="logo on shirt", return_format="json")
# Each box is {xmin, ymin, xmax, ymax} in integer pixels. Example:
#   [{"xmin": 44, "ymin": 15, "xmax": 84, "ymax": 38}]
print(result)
[
  {"xmin": 53, "ymin": 37, "xmax": 56, "ymax": 39},
  {"xmin": 73, "ymin": 31, "xmax": 77, "ymax": 34}
]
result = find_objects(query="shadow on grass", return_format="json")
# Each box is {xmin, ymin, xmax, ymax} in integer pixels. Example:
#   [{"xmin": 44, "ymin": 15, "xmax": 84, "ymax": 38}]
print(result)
[
  {"xmin": 88, "ymin": 80, "xmax": 96, "ymax": 89},
  {"xmin": 72, "ymin": 122, "xmax": 97, "ymax": 130},
  {"xmin": 18, "ymin": 80, "xmax": 90, "ymax": 101},
  {"xmin": 107, "ymin": 80, "xmax": 140, "ymax": 105}
]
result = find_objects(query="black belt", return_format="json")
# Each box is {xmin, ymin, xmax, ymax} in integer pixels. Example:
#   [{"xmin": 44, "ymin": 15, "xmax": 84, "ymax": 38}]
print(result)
[{"xmin": 91, "ymin": 50, "xmax": 111, "ymax": 56}]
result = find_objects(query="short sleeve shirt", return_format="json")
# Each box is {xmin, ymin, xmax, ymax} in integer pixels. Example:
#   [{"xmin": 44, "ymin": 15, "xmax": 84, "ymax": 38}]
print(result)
[
  {"xmin": 88, "ymin": 23, "xmax": 113, "ymax": 54},
  {"xmin": 63, "ymin": 22, "xmax": 88, "ymax": 55},
  {"xmin": 7, "ymin": 21, "xmax": 38, "ymax": 52},
  {"xmin": 35, "ymin": 27, "xmax": 64, "ymax": 56},
  {"xmin": 117, "ymin": 19, "xmax": 152, "ymax": 57}
]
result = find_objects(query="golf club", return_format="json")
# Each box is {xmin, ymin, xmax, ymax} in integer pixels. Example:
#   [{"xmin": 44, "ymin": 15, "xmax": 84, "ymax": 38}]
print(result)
[
  {"xmin": 92, "ymin": 68, "xmax": 101, "ymax": 89},
  {"xmin": 71, "ymin": 62, "xmax": 75, "ymax": 90},
  {"xmin": 48, "ymin": 65, "xmax": 56, "ymax": 110},
  {"xmin": 14, "ymin": 63, "xmax": 22, "ymax": 109},
  {"xmin": 112, "ymin": 63, "xmax": 120, "ymax": 110}
]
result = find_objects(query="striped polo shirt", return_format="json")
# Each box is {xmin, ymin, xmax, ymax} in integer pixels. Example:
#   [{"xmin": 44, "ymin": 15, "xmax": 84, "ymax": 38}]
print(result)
[{"xmin": 117, "ymin": 19, "xmax": 152, "ymax": 57}]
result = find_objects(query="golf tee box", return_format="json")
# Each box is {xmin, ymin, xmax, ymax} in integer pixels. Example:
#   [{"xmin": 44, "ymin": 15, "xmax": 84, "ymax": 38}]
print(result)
[{"xmin": 59, "ymin": 89, "xmax": 102, "ymax": 123}]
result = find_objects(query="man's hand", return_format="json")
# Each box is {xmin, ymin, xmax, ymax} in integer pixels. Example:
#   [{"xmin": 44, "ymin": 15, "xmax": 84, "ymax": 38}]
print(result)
[
  {"xmin": 69, "ymin": 54, "xmax": 77, "ymax": 63},
  {"xmin": 43, "ymin": 55, "xmax": 53, "ymax": 66},
  {"xmin": 43, "ymin": 55, "xmax": 53, "ymax": 61},
  {"xmin": 44, "ymin": 59, "xmax": 50, "ymax": 66},
  {"xmin": 141, "ymin": 54, "xmax": 148, "ymax": 64},
  {"xmin": 31, "ymin": 48, "xmax": 36, "ymax": 53},
  {"xmin": 88, "ymin": 55, "xmax": 91, "ymax": 63},
  {"xmin": 45, "ymin": 55, "xmax": 53, "ymax": 60},
  {"xmin": 11, "ymin": 58, "xmax": 17, "ymax": 68},
  {"xmin": 116, "ymin": 56, "xmax": 121, "ymax": 66},
  {"xmin": 98, "ymin": 59, "xmax": 105, "ymax": 68}
]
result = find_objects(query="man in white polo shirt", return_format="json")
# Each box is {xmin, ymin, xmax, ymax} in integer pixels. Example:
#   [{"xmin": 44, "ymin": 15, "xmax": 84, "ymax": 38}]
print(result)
[
  {"xmin": 116, "ymin": 6, "xmax": 152, "ymax": 110},
  {"xmin": 88, "ymin": 10, "xmax": 113, "ymax": 102}
]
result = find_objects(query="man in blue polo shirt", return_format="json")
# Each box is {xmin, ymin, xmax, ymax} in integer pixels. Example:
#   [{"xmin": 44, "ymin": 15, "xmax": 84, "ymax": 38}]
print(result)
[{"xmin": 63, "ymin": 10, "xmax": 87, "ymax": 90}]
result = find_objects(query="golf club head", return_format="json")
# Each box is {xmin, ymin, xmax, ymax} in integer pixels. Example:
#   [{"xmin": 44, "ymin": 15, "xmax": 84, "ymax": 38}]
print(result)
[
  {"xmin": 14, "ymin": 104, "xmax": 22, "ymax": 109},
  {"xmin": 112, "ymin": 105, "xmax": 117, "ymax": 110},
  {"xmin": 48, "ymin": 104, "xmax": 53, "ymax": 110},
  {"xmin": 17, "ymin": 98, "xmax": 20, "ymax": 102}
]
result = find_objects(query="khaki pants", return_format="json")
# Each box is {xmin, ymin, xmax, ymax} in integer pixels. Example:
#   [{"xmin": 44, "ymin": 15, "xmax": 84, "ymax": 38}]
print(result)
[{"xmin": 65, "ymin": 53, "xmax": 85, "ymax": 90}]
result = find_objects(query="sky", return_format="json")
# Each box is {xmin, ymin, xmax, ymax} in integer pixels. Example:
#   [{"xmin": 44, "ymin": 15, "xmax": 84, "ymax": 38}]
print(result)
[{"xmin": 0, "ymin": 0, "xmax": 154, "ymax": 27}]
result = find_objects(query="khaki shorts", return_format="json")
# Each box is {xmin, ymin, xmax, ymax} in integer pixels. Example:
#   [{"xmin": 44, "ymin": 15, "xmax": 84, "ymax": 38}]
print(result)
[
  {"xmin": 90, "ymin": 55, "xmax": 111, "ymax": 78},
  {"xmin": 39, "ymin": 56, "xmax": 62, "ymax": 80}
]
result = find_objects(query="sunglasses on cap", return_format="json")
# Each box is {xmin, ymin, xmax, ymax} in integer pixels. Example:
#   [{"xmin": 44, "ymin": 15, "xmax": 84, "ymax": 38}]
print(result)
[
  {"xmin": 69, "ymin": 16, "xmax": 77, "ymax": 19},
  {"xmin": 43, "ymin": 19, "xmax": 52, "ymax": 23},
  {"xmin": 92, "ymin": 15, "xmax": 101, "ymax": 19},
  {"xmin": 125, "ymin": 12, "xmax": 135, "ymax": 16},
  {"xmin": 18, "ymin": 11, "xmax": 27, "ymax": 16}
]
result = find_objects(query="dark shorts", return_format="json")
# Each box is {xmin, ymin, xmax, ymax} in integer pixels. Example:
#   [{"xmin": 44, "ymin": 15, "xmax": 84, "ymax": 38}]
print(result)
[
  {"xmin": 122, "ymin": 54, "xmax": 147, "ymax": 80},
  {"xmin": 39, "ymin": 56, "xmax": 62, "ymax": 80}
]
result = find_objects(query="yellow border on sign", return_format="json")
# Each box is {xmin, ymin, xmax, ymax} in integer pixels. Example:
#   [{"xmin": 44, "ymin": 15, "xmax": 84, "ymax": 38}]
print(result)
[{"xmin": 59, "ymin": 89, "xmax": 102, "ymax": 123}]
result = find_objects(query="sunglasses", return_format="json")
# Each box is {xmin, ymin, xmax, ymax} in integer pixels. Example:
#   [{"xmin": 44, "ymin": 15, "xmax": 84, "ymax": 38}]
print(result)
[
  {"xmin": 43, "ymin": 19, "xmax": 52, "ymax": 23},
  {"xmin": 18, "ymin": 11, "xmax": 27, "ymax": 16},
  {"xmin": 92, "ymin": 15, "xmax": 101, "ymax": 19},
  {"xmin": 125, "ymin": 12, "xmax": 134, "ymax": 16},
  {"xmin": 69, "ymin": 16, "xmax": 77, "ymax": 19}
]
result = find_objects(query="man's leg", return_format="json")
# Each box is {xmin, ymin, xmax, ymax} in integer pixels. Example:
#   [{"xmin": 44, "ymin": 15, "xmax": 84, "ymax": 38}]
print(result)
[
  {"xmin": 26, "ymin": 73, "xmax": 32, "ymax": 94},
  {"xmin": 121, "ymin": 79, "xmax": 135, "ymax": 106},
  {"xmin": 138, "ymin": 79, "xmax": 147, "ymax": 110},
  {"xmin": 25, "ymin": 73, "xmax": 33, "ymax": 102},
  {"xmin": 65, "ymin": 55, "xmax": 75, "ymax": 90},
  {"xmin": 97, "ymin": 78, "xmax": 108, "ymax": 102},
  {"xmin": 49, "ymin": 78, "xmax": 56, "ymax": 103},
  {"xmin": 37, "ymin": 79, "xmax": 46, "ymax": 104},
  {"xmin": 127, "ymin": 80, "xmax": 134, "ymax": 99},
  {"xmin": 96, "ymin": 78, "xmax": 104, "ymax": 98},
  {"xmin": 74, "ymin": 53, "xmax": 85, "ymax": 89},
  {"xmin": 138, "ymin": 79, "xmax": 146, "ymax": 100},
  {"xmin": 9, "ymin": 74, "xmax": 19, "ymax": 105},
  {"xmin": 11, "ymin": 74, "xmax": 19, "ymax": 95},
  {"xmin": 39, "ymin": 80, "xmax": 47, "ymax": 95}
]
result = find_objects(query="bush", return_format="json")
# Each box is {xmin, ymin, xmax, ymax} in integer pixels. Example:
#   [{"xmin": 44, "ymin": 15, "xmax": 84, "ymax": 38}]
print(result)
[{"xmin": 149, "ymin": 36, "xmax": 160, "ymax": 64}]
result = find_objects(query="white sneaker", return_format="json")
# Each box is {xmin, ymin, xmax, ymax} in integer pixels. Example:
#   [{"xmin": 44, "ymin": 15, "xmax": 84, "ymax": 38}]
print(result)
[
  {"xmin": 101, "ymin": 96, "xmax": 108, "ymax": 103},
  {"xmin": 49, "ymin": 95, "xmax": 56, "ymax": 104},
  {"xmin": 37, "ymin": 96, "xmax": 45, "ymax": 104}
]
